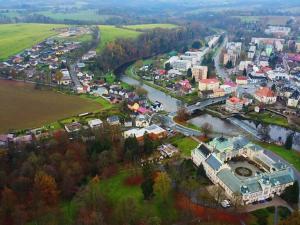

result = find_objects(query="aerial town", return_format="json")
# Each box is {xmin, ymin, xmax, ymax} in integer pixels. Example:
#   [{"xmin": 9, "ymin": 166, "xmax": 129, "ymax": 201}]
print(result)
[{"xmin": 0, "ymin": 0, "xmax": 300, "ymax": 225}]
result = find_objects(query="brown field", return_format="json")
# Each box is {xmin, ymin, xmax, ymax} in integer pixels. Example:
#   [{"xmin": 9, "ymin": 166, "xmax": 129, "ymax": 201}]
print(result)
[{"xmin": 0, "ymin": 80, "xmax": 102, "ymax": 132}]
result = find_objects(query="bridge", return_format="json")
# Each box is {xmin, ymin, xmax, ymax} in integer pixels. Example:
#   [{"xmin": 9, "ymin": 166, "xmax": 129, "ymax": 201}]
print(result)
[{"xmin": 187, "ymin": 95, "xmax": 229, "ymax": 113}]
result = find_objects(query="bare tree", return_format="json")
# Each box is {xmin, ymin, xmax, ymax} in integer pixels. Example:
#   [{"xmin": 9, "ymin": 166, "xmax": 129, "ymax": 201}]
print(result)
[{"xmin": 202, "ymin": 123, "xmax": 213, "ymax": 138}]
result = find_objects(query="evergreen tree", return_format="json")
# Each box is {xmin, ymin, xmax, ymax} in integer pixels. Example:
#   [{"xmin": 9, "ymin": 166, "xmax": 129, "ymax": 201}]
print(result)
[
  {"xmin": 285, "ymin": 133, "xmax": 294, "ymax": 150},
  {"xmin": 141, "ymin": 178, "xmax": 154, "ymax": 200},
  {"xmin": 281, "ymin": 181, "xmax": 299, "ymax": 204}
]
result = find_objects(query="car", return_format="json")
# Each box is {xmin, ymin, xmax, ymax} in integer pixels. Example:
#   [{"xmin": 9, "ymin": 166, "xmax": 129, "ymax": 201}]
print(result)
[{"xmin": 221, "ymin": 200, "xmax": 230, "ymax": 208}]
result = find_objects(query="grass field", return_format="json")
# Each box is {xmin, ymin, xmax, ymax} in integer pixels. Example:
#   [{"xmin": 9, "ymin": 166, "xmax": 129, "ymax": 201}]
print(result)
[
  {"xmin": 169, "ymin": 135, "xmax": 199, "ymax": 157},
  {"xmin": 247, "ymin": 111, "xmax": 289, "ymax": 128},
  {"xmin": 0, "ymin": 23, "xmax": 66, "ymax": 61},
  {"xmin": 38, "ymin": 10, "xmax": 114, "ymax": 23},
  {"xmin": 97, "ymin": 25, "xmax": 141, "ymax": 52},
  {"xmin": 257, "ymin": 142, "xmax": 300, "ymax": 172},
  {"xmin": 124, "ymin": 24, "xmax": 178, "ymax": 30},
  {"xmin": 0, "ymin": 80, "xmax": 105, "ymax": 133}
]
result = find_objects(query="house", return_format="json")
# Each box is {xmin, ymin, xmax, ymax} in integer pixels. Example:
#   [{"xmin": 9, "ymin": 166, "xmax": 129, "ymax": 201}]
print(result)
[
  {"xmin": 124, "ymin": 125, "xmax": 167, "ymax": 142},
  {"xmin": 225, "ymin": 97, "xmax": 249, "ymax": 113},
  {"xmin": 59, "ymin": 69, "xmax": 72, "ymax": 85},
  {"xmin": 199, "ymin": 78, "xmax": 220, "ymax": 91},
  {"xmin": 266, "ymin": 69, "xmax": 289, "ymax": 81},
  {"xmin": 151, "ymin": 101, "xmax": 164, "ymax": 112},
  {"xmin": 88, "ymin": 119, "xmax": 103, "ymax": 129},
  {"xmin": 107, "ymin": 115, "xmax": 120, "ymax": 126},
  {"xmin": 178, "ymin": 79, "xmax": 192, "ymax": 92},
  {"xmin": 296, "ymin": 42, "xmax": 300, "ymax": 53},
  {"xmin": 239, "ymin": 61, "xmax": 252, "ymax": 71},
  {"xmin": 287, "ymin": 90, "xmax": 300, "ymax": 108},
  {"xmin": 221, "ymin": 81, "xmax": 237, "ymax": 94},
  {"xmin": 192, "ymin": 66, "xmax": 208, "ymax": 81},
  {"xmin": 213, "ymin": 88, "xmax": 225, "ymax": 98},
  {"xmin": 135, "ymin": 115, "xmax": 150, "ymax": 128},
  {"xmin": 248, "ymin": 45, "xmax": 256, "ymax": 60},
  {"xmin": 158, "ymin": 144, "xmax": 179, "ymax": 157},
  {"xmin": 254, "ymin": 87, "xmax": 277, "ymax": 104},
  {"xmin": 13, "ymin": 135, "xmax": 32, "ymax": 144},
  {"xmin": 236, "ymin": 76, "xmax": 248, "ymax": 85},
  {"xmin": 64, "ymin": 122, "xmax": 82, "ymax": 133}
]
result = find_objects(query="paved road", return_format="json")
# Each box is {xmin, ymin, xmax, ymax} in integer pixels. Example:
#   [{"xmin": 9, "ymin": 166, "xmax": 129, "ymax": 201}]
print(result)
[
  {"xmin": 69, "ymin": 63, "xmax": 82, "ymax": 90},
  {"xmin": 214, "ymin": 35, "xmax": 228, "ymax": 79}
]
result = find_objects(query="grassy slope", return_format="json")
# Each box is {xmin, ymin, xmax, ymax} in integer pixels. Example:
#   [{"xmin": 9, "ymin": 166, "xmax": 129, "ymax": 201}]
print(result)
[
  {"xmin": 0, "ymin": 23, "xmax": 66, "ymax": 60},
  {"xmin": 97, "ymin": 25, "xmax": 141, "ymax": 52},
  {"xmin": 169, "ymin": 135, "xmax": 199, "ymax": 157},
  {"xmin": 0, "ymin": 80, "xmax": 107, "ymax": 132},
  {"xmin": 124, "ymin": 24, "xmax": 178, "ymax": 30},
  {"xmin": 247, "ymin": 111, "xmax": 289, "ymax": 128}
]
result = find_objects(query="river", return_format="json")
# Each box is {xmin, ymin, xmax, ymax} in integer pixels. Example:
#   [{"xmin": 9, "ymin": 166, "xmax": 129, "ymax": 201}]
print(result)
[
  {"xmin": 189, "ymin": 114, "xmax": 300, "ymax": 151},
  {"xmin": 121, "ymin": 76, "xmax": 180, "ymax": 112}
]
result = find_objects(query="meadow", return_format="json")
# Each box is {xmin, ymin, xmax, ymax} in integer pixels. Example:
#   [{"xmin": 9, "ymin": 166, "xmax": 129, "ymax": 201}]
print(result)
[
  {"xmin": 124, "ymin": 23, "xmax": 178, "ymax": 30},
  {"xmin": 0, "ymin": 23, "xmax": 66, "ymax": 61},
  {"xmin": 0, "ymin": 80, "xmax": 104, "ymax": 133},
  {"xmin": 97, "ymin": 25, "xmax": 141, "ymax": 52}
]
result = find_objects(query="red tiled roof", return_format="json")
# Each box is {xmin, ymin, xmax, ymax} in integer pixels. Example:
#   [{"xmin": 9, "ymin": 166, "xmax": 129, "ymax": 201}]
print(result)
[
  {"xmin": 255, "ymin": 87, "xmax": 275, "ymax": 97},
  {"xmin": 236, "ymin": 76, "xmax": 247, "ymax": 80},
  {"xmin": 200, "ymin": 78, "xmax": 219, "ymax": 84}
]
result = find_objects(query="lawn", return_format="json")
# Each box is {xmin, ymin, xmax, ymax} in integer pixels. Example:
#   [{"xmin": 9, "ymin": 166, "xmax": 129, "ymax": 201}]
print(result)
[
  {"xmin": 247, "ymin": 111, "xmax": 288, "ymax": 128},
  {"xmin": 257, "ymin": 142, "xmax": 300, "ymax": 172},
  {"xmin": 97, "ymin": 25, "xmax": 141, "ymax": 52},
  {"xmin": 0, "ymin": 80, "xmax": 107, "ymax": 133},
  {"xmin": 0, "ymin": 23, "xmax": 66, "ymax": 61},
  {"xmin": 124, "ymin": 24, "xmax": 178, "ymax": 30},
  {"xmin": 97, "ymin": 170, "xmax": 178, "ymax": 223},
  {"xmin": 169, "ymin": 135, "xmax": 199, "ymax": 157}
]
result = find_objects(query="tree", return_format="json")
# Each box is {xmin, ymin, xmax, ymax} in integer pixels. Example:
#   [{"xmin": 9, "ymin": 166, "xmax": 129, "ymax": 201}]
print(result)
[
  {"xmin": 153, "ymin": 172, "xmax": 171, "ymax": 202},
  {"xmin": 54, "ymin": 70, "xmax": 63, "ymax": 85},
  {"xmin": 192, "ymin": 40, "xmax": 202, "ymax": 49},
  {"xmin": 141, "ymin": 178, "xmax": 154, "ymax": 200},
  {"xmin": 225, "ymin": 60, "xmax": 233, "ymax": 69},
  {"xmin": 143, "ymin": 133, "xmax": 154, "ymax": 155},
  {"xmin": 164, "ymin": 62, "xmax": 172, "ymax": 71},
  {"xmin": 135, "ymin": 60, "xmax": 143, "ymax": 69},
  {"xmin": 191, "ymin": 76, "xmax": 196, "ymax": 85},
  {"xmin": 124, "ymin": 136, "xmax": 139, "ymax": 162},
  {"xmin": 243, "ymin": 68, "xmax": 247, "ymax": 76},
  {"xmin": 279, "ymin": 211, "xmax": 300, "ymax": 225},
  {"xmin": 176, "ymin": 105, "xmax": 189, "ymax": 122},
  {"xmin": 146, "ymin": 217, "xmax": 161, "ymax": 225},
  {"xmin": 135, "ymin": 86, "xmax": 148, "ymax": 97},
  {"xmin": 212, "ymin": 185, "xmax": 225, "ymax": 203},
  {"xmin": 281, "ymin": 181, "xmax": 299, "ymax": 205},
  {"xmin": 284, "ymin": 133, "xmax": 294, "ymax": 150},
  {"xmin": 201, "ymin": 123, "xmax": 212, "ymax": 138},
  {"xmin": 114, "ymin": 197, "xmax": 138, "ymax": 225},
  {"xmin": 187, "ymin": 68, "xmax": 192, "ymax": 77},
  {"xmin": 34, "ymin": 171, "xmax": 59, "ymax": 206}
]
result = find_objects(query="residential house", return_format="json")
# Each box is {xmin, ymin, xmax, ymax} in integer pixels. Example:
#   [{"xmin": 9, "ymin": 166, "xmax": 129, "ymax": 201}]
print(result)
[
  {"xmin": 59, "ymin": 69, "xmax": 72, "ymax": 85},
  {"xmin": 135, "ymin": 115, "xmax": 150, "ymax": 128},
  {"xmin": 65, "ymin": 122, "xmax": 82, "ymax": 133},
  {"xmin": 88, "ymin": 119, "xmax": 103, "ymax": 129},
  {"xmin": 236, "ymin": 76, "xmax": 248, "ymax": 85},
  {"xmin": 287, "ymin": 90, "xmax": 300, "ymax": 108},
  {"xmin": 254, "ymin": 87, "xmax": 277, "ymax": 104},
  {"xmin": 124, "ymin": 125, "xmax": 167, "ymax": 142},
  {"xmin": 107, "ymin": 116, "xmax": 120, "ymax": 126},
  {"xmin": 225, "ymin": 97, "xmax": 249, "ymax": 113},
  {"xmin": 199, "ymin": 78, "xmax": 220, "ymax": 91}
]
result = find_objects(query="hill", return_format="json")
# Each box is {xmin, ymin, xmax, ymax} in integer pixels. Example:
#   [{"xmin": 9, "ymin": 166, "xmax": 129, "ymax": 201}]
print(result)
[{"xmin": 124, "ymin": 23, "xmax": 178, "ymax": 30}]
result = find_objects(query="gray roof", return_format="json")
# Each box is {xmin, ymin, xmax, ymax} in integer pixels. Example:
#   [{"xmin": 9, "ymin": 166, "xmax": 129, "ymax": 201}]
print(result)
[
  {"xmin": 198, "ymin": 144, "xmax": 211, "ymax": 157},
  {"xmin": 217, "ymin": 169, "xmax": 241, "ymax": 193},
  {"xmin": 206, "ymin": 154, "xmax": 222, "ymax": 171}
]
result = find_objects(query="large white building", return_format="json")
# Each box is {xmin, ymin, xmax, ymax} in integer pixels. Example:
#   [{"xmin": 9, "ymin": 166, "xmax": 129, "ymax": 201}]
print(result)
[
  {"xmin": 265, "ymin": 26, "xmax": 291, "ymax": 37},
  {"xmin": 192, "ymin": 136, "xmax": 295, "ymax": 205}
]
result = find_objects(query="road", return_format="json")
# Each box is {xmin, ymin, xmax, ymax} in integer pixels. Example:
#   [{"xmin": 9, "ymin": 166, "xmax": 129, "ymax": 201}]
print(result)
[
  {"xmin": 214, "ymin": 35, "xmax": 228, "ymax": 79},
  {"xmin": 187, "ymin": 95, "xmax": 229, "ymax": 113}
]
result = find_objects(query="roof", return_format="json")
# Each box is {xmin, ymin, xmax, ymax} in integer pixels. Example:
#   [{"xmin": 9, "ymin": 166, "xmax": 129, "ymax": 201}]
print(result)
[
  {"xmin": 255, "ymin": 87, "xmax": 275, "ymax": 98},
  {"xmin": 198, "ymin": 144, "xmax": 211, "ymax": 157},
  {"xmin": 206, "ymin": 154, "xmax": 222, "ymax": 171},
  {"xmin": 236, "ymin": 76, "xmax": 247, "ymax": 80},
  {"xmin": 199, "ymin": 78, "xmax": 219, "ymax": 84},
  {"xmin": 217, "ymin": 169, "xmax": 241, "ymax": 193}
]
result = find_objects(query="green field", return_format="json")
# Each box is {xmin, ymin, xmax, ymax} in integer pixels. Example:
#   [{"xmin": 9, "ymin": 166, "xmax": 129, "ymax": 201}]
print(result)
[
  {"xmin": 247, "ymin": 111, "xmax": 289, "ymax": 128},
  {"xmin": 257, "ymin": 142, "xmax": 300, "ymax": 172},
  {"xmin": 124, "ymin": 23, "xmax": 178, "ymax": 30},
  {"xmin": 38, "ymin": 10, "xmax": 114, "ymax": 22},
  {"xmin": 0, "ymin": 23, "xmax": 66, "ymax": 60},
  {"xmin": 97, "ymin": 25, "xmax": 141, "ymax": 52},
  {"xmin": 0, "ymin": 80, "xmax": 106, "ymax": 133},
  {"xmin": 169, "ymin": 135, "xmax": 199, "ymax": 157}
]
